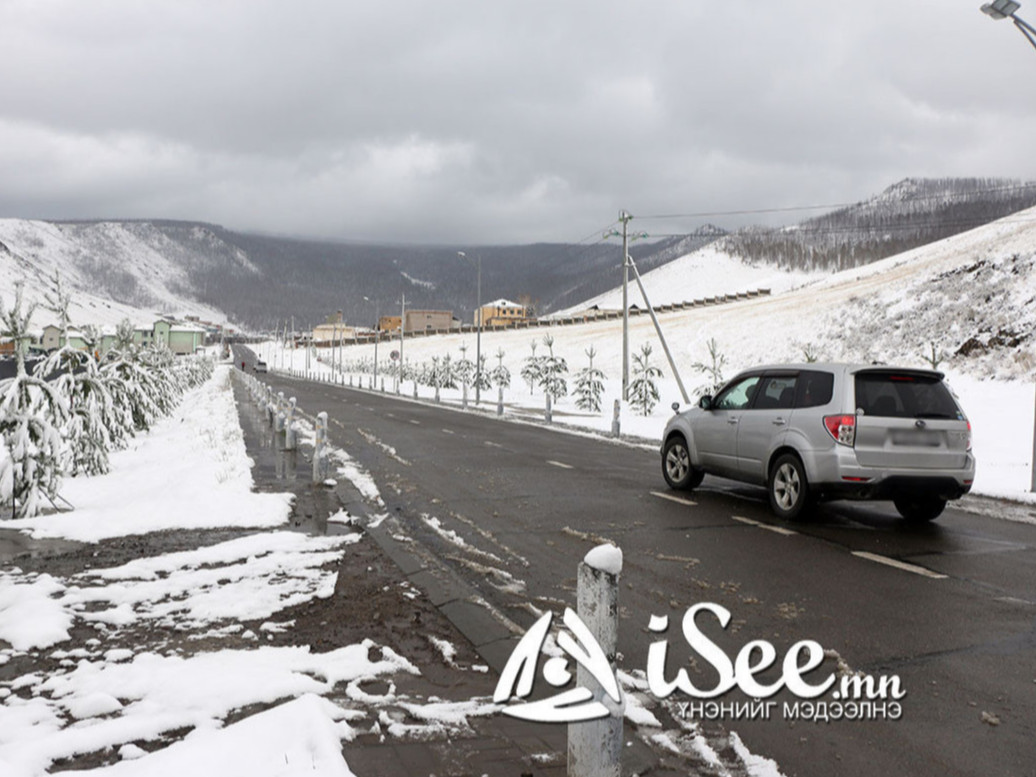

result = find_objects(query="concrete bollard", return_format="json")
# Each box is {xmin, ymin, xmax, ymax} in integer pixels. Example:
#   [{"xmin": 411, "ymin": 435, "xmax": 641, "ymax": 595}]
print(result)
[
  {"xmin": 611, "ymin": 399, "xmax": 621, "ymax": 437},
  {"xmin": 545, "ymin": 392, "xmax": 553, "ymax": 424},
  {"xmin": 497, "ymin": 385, "xmax": 504, "ymax": 417},
  {"xmin": 412, "ymin": 381, "xmax": 417, "ymax": 398},
  {"xmin": 462, "ymin": 380, "xmax": 469, "ymax": 410},
  {"xmin": 568, "ymin": 544, "xmax": 623, "ymax": 777},
  {"xmin": 313, "ymin": 411, "xmax": 329, "ymax": 483},
  {"xmin": 274, "ymin": 392, "xmax": 286, "ymax": 433},
  {"xmin": 285, "ymin": 397, "xmax": 297, "ymax": 450}
]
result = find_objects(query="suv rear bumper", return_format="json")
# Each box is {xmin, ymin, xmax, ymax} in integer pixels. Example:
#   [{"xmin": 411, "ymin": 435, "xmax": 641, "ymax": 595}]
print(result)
[
  {"xmin": 813, "ymin": 475, "xmax": 972, "ymax": 502},
  {"xmin": 804, "ymin": 448, "xmax": 975, "ymax": 502}
]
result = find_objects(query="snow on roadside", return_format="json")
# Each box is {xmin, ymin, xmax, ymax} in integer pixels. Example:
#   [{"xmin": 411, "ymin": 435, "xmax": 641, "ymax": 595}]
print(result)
[
  {"xmin": 0, "ymin": 364, "xmax": 484, "ymax": 777},
  {"xmin": 6, "ymin": 366, "xmax": 292, "ymax": 541},
  {"xmin": 75, "ymin": 694, "xmax": 358, "ymax": 777},
  {"xmin": 1, "ymin": 642, "xmax": 415, "ymax": 777},
  {"xmin": 0, "ymin": 572, "xmax": 71, "ymax": 651}
]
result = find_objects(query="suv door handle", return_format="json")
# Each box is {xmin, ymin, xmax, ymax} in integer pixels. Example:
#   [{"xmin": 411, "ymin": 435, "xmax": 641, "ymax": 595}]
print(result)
[
  {"xmin": 772, "ymin": 417, "xmax": 787, "ymax": 426},
  {"xmin": 727, "ymin": 417, "xmax": 739, "ymax": 425}
]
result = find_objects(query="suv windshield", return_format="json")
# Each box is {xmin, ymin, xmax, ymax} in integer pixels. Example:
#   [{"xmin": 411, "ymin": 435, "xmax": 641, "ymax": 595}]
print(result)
[{"xmin": 854, "ymin": 372, "xmax": 960, "ymax": 419}]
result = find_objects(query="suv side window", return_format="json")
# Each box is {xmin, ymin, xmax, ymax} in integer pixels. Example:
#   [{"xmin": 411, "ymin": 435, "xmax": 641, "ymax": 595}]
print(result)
[
  {"xmin": 795, "ymin": 370, "xmax": 834, "ymax": 408},
  {"xmin": 714, "ymin": 375, "xmax": 763, "ymax": 410},
  {"xmin": 755, "ymin": 376, "xmax": 797, "ymax": 409}
]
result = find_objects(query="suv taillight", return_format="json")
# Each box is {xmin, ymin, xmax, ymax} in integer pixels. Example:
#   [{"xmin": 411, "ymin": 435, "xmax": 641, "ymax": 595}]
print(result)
[
  {"xmin": 966, "ymin": 420, "xmax": 972, "ymax": 452},
  {"xmin": 824, "ymin": 415, "xmax": 856, "ymax": 446}
]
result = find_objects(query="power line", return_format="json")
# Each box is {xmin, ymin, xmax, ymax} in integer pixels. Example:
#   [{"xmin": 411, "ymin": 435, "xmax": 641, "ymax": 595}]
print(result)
[
  {"xmin": 634, "ymin": 182, "xmax": 1036, "ymax": 223},
  {"xmin": 641, "ymin": 211, "xmax": 1036, "ymax": 241}
]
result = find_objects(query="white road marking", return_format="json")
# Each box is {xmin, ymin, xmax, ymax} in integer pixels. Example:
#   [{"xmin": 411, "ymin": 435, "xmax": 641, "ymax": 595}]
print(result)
[
  {"xmin": 409, "ymin": 419, "xmax": 421, "ymax": 426},
  {"xmin": 484, "ymin": 441, "xmax": 503, "ymax": 448},
  {"xmin": 732, "ymin": 515, "xmax": 798, "ymax": 536},
  {"xmin": 442, "ymin": 429, "xmax": 455, "ymax": 434},
  {"xmin": 547, "ymin": 460, "xmax": 573, "ymax": 469},
  {"xmin": 851, "ymin": 551, "xmax": 948, "ymax": 579},
  {"xmin": 651, "ymin": 491, "xmax": 697, "ymax": 507}
]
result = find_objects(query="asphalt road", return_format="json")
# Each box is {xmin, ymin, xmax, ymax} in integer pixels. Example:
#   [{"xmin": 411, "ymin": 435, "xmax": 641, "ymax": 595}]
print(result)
[{"xmin": 237, "ymin": 348, "xmax": 1036, "ymax": 777}]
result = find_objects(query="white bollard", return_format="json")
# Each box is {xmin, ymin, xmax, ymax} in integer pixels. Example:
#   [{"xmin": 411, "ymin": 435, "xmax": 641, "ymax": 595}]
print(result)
[
  {"xmin": 545, "ymin": 392, "xmax": 552, "ymax": 424},
  {"xmin": 568, "ymin": 544, "xmax": 623, "ymax": 777},
  {"xmin": 497, "ymin": 385, "xmax": 504, "ymax": 417},
  {"xmin": 274, "ymin": 391, "xmax": 286, "ymax": 433},
  {"xmin": 313, "ymin": 411, "xmax": 329, "ymax": 483},
  {"xmin": 611, "ymin": 399, "xmax": 621, "ymax": 437},
  {"xmin": 285, "ymin": 397, "xmax": 297, "ymax": 450}
]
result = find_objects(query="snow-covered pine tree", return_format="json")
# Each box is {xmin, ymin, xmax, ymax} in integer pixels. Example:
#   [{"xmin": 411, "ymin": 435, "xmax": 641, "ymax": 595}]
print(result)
[
  {"xmin": 0, "ymin": 283, "xmax": 71, "ymax": 518},
  {"xmin": 490, "ymin": 348, "xmax": 511, "ymax": 389},
  {"xmin": 629, "ymin": 342, "xmax": 663, "ymax": 416},
  {"xmin": 475, "ymin": 353, "xmax": 491, "ymax": 394},
  {"xmin": 574, "ymin": 345, "xmax": 606, "ymax": 413},
  {"xmin": 691, "ymin": 337, "xmax": 727, "ymax": 396},
  {"xmin": 538, "ymin": 334, "xmax": 568, "ymax": 401},
  {"xmin": 439, "ymin": 353, "xmax": 458, "ymax": 389},
  {"xmin": 37, "ymin": 273, "xmax": 116, "ymax": 476},
  {"xmin": 456, "ymin": 345, "xmax": 475, "ymax": 389},
  {"xmin": 520, "ymin": 339, "xmax": 541, "ymax": 395}
]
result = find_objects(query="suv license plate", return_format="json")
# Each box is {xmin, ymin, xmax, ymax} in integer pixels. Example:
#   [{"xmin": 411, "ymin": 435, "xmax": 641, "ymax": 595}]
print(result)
[{"xmin": 890, "ymin": 430, "xmax": 941, "ymax": 447}]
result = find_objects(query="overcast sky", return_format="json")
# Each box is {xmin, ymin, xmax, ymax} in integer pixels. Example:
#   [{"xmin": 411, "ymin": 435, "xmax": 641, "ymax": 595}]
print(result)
[{"xmin": 1, "ymin": 0, "xmax": 1034, "ymax": 245}]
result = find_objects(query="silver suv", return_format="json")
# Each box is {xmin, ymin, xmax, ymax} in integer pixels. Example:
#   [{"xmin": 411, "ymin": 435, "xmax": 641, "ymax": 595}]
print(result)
[{"xmin": 661, "ymin": 364, "xmax": 975, "ymax": 521}]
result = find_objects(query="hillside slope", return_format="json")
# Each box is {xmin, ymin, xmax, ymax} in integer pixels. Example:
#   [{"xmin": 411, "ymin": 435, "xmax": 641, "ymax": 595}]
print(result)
[
  {"xmin": 0, "ymin": 220, "xmax": 230, "ymax": 329},
  {"xmin": 331, "ymin": 205, "xmax": 1036, "ymax": 390}
]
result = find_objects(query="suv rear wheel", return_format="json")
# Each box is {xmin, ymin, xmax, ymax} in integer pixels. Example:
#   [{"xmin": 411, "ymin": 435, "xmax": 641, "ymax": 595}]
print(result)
[
  {"xmin": 893, "ymin": 495, "xmax": 946, "ymax": 522},
  {"xmin": 769, "ymin": 453, "xmax": 811, "ymax": 520},
  {"xmin": 663, "ymin": 437, "xmax": 705, "ymax": 490}
]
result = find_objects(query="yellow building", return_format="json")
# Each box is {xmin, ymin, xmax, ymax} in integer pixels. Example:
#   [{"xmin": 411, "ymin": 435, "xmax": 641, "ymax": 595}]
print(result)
[{"xmin": 476, "ymin": 299, "xmax": 532, "ymax": 327}]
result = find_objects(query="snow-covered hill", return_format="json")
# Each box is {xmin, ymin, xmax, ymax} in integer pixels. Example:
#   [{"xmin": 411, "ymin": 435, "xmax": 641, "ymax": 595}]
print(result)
[
  {"xmin": 556, "ymin": 243, "xmax": 820, "ymax": 315},
  {"xmin": 325, "ymin": 207, "xmax": 1036, "ymax": 410},
  {"xmin": 544, "ymin": 205, "xmax": 1036, "ymax": 381},
  {"xmin": 0, "ymin": 219, "xmax": 236, "ymax": 330}
]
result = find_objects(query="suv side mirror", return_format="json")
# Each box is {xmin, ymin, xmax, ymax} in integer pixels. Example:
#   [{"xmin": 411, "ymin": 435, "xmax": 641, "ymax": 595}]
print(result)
[
  {"xmin": 699, "ymin": 395, "xmax": 713, "ymax": 410},
  {"xmin": 671, "ymin": 401, "xmax": 681, "ymax": 414}
]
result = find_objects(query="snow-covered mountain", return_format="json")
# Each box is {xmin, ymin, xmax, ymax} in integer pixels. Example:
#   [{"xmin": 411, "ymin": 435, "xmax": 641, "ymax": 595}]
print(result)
[
  {"xmin": 0, "ymin": 219, "xmax": 237, "ymax": 330},
  {"xmin": 2, "ymin": 178, "xmax": 1035, "ymax": 335}
]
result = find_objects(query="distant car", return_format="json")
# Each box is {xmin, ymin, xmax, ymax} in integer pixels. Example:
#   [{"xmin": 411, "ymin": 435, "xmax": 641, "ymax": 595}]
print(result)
[
  {"xmin": 254, "ymin": 360, "xmax": 268, "ymax": 373},
  {"xmin": 661, "ymin": 363, "xmax": 975, "ymax": 522}
]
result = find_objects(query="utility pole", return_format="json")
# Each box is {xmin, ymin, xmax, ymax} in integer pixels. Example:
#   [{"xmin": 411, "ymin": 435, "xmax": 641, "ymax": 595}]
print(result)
[
  {"xmin": 398, "ymin": 292, "xmax": 406, "ymax": 394},
  {"xmin": 605, "ymin": 212, "xmax": 636, "ymax": 399},
  {"xmin": 620, "ymin": 211, "xmax": 632, "ymax": 399}
]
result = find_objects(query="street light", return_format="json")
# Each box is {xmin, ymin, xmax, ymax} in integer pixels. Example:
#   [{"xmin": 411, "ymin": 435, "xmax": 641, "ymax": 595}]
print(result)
[
  {"xmin": 363, "ymin": 296, "xmax": 380, "ymax": 389},
  {"xmin": 458, "ymin": 251, "xmax": 483, "ymax": 403},
  {"xmin": 981, "ymin": 0, "xmax": 1036, "ymax": 52}
]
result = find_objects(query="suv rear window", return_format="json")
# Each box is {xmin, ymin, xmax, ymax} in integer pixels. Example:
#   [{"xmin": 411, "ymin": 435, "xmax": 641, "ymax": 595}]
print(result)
[
  {"xmin": 794, "ymin": 370, "xmax": 834, "ymax": 409},
  {"xmin": 854, "ymin": 372, "xmax": 960, "ymax": 419}
]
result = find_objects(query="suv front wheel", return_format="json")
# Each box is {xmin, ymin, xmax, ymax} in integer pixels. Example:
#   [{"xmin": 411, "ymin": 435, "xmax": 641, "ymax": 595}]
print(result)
[
  {"xmin": 663, "ymin": 436, "xmax": 705, "ymax": 490},
  {"xmin": 769, "ymin": 453, "xmax": 811, "ymax": 520}
]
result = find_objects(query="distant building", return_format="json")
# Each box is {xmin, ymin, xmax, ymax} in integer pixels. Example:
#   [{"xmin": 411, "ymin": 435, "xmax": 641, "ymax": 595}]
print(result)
[
  {"xmin": 153, "ymin": 321, "xmax": 207, "ymax": 354},
  {"xmin": 40, "ymin": 320, "xmax": 205, "ymax": 356},
  {"xmin": 41, "ymin": 325, "xmax": 90, "ymax": 352},
  {"xmin": 312, "ymin": 322, "xmax": 356, "ymax": 345},
  {"xmin": 379, "ymin": 310, "xmax": 454, "ymax": 333},
  {"xmin": 476, "ymin": 299, "xmax": 533, "ymax": 327}
]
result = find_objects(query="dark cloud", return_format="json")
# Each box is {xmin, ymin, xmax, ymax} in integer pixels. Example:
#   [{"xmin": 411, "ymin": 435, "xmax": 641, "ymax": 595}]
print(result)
[{"xmin": 1, "ymin": 0, "xmax": 1034, "ymax": 243}]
